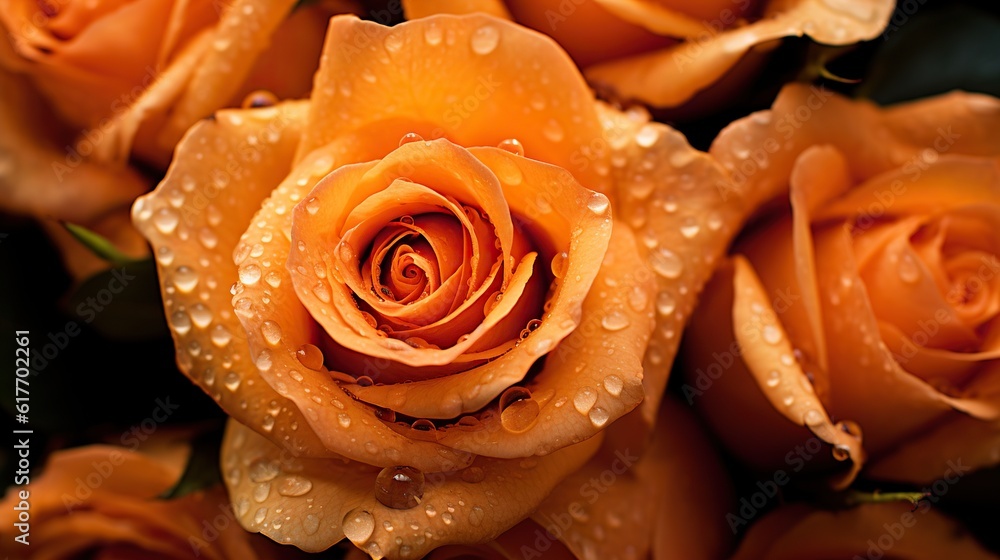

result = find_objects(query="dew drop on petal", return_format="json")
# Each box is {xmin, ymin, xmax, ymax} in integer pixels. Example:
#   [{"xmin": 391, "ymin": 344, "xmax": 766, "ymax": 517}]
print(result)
[
  {"xmin": 762, "ymin": 325, "xmax": 782, "ymax": 345},
  {"xmin": 305, "ymin": 197, "xmax": 320, "ymax": 215},
  {"xmin": 375, "ymin": 466, "xmax": 425, "ymax": 509},
  {"xmin": 550, "ymin": 252, "xmax": 569, "ymax": 279},
  {"xmin": 239, "ymin": 264, "xmax": 262, "ymax": 285},
  {"xmin": 342, "ymin": 508, "xmax": 375, "ymax": 543},
  {"xmin": 602, "ymin": 375, "xmax": 623, "ymax": 396},
  {"xmin": 601, "ymin": 311, "xmax": 630, "ymax": 332},
  {"xmin": 649, "ymin": 247, "xmax": 684, "ymax": 279},
  {"xmin": 261, "ymin": 321, "xmax": 282, "ymax": 345},
  {"xmin": 588, "ymin": 406, "xmax": 610, "ymax": 427},
  {"xmin": 470, "ymin": 24, "xmax": 499, "ymax": 55},
  {"xmin": 587, "ymin": 194, "xmax": 610, "ymax": 215},
  {"xmin": 499, "ymin": 387, "xmax": 539, "ymax": 433},
  {"xmin": 399, "ymin": 132, "xmax": 423, "ymax": 147},
  {"xmin": 573, "ymin": 387, "xmax": 597, "ymax": 414},
  {"xmin": 277, "ymin": 475, "xmax": 313, "ymax": 497},
  {"xmin": 497, "ymin": 138, "xmax": 524, "ymax": 156},
  {"xmin": 461, "ymin": 466, "xmax": 485, "ymax": 484}
]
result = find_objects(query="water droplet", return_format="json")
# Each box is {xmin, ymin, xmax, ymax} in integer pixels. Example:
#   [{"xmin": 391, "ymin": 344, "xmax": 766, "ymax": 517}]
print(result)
[
  {"xmin": 782, "ymin": 395, "xmax": 795, "ymax": 407},
  {"xmin": 764, "ymin": 370, "xmax": 781, "ymax": 388},
  {"xmin": 305, "ymin": 197, "xmax": 320, "ymax": 215},
  {"xmin": 223, "ymin": 372, "xmax": 242, "ymax": 391},
  {"xmin": 399, "ymin": 132, "xmax": 423, "ymax": 146},
  {"xmin": 261, "ymin": 321, "xmax": 282, "ymax": 345},
  {"xmin": 256, "ymin": 350, "xmax": 273, "ymax": 372},
  {"xmin": 261, "ymin": 415, "xmax": 275, "ymax": 432},
  {"xmin": 601, "ymin": 311, "xmax": 630, "ymax": 332},
  {"xmin": 497, "ymin": 138, "xmax": 524, "ymax": 156},
  {"xmin": 803, "ymin": 409, "xmax": 823, "ymax": 426},
  {"xmin": 189, "ymin": 303, "xmax": 212, "ymax": 328},
  {"xmin": 343, "ymin": 508, "xmax": 375, "ymax": 543},
  {"xmin": 602, "ymin": 375, "xmax": 623, "ymax": 396},
  {"xmin": 171, "ymin": 311, "xmax": 192, "ymax": 335},
  {"xmin": 635, "ymin": 124, "xmax": 660, "ymax": 148},
  {"xmin": 898, "ymin": 253, "xmax": 921, "ymax": 284},
  {"xmin": 543, "ymin": 119, "xmax": 564, "ymax": 142},
  {"xmin": 277, "ymin": 475, "xmax": 313, "ymax": 497},
  {"xmin": 199, "ymin": 227, "xmax": 219, "ymax": 249},
  {"xmin": 499, "ymin": 387, "xmax": 539, "ymax": 433},
  {"xmin": 248, "ymin": 459, "xmax": 280, "ymax": 483},
  {"xmin": 375, "ymin": 466, "xmax": 425, "ymax": 509},
  {"xmin": 254, "ymin": 507, "xmax": 268, "ymax": 525},
  {"xmin": 589, "ymin": 407, "xmax": 610, "ymax": 427},
  {"xmin": 655, "ymin": 291, "xmax": 676, "ymax": 316},
  {"xmin": 240, "ymin": 264, "xmax": 262, "ymax": 285},
  {"xmin": 573, "ymin": 387, "xmax": 597, "ymax": 414},
  {"xmin": 461, "ymin": 466, "xmax": 485, "ymax": 484},
  {"xmin": 303, "ymin": 514, "xmax": 320, "ymax": 535},
  {"xmin": 253, "ymin": 482, "xmax": 271, "ymax": 502},
  {"xmin": 384, "ymin": 31, "xmax": 404, "ymax": 53},
  {"xmin": 153, "ymin": 207, "xmax": 180, "ymax": 234},
  {"xmin": 649, "ymin": 247, "xmax": 684, "ymax": 279},
  {"xmin": 469, "ymin": 505, "xmax": 485, "ymax": 526},
  {"xmin": 174, "ymin": 265, "xmax": 198, "ymax": 294},
  {"xmin": 211, "ymin": 324, "xmax": 233, "ymax": 347},
  {"xmin": 338, "ymin": 413, "xmax": 352, "ymax": 428},
  {"xmin": 679, "ymin": 217, "xmax": 701, "ymax": 239},
  {"xmin": 312, "ymin": 282, "xmax": 331, "ymax": 303},
  {"xmin": 424, "ymin": 21, "xmax": 442, "ymax": 45},
  {"xmin": 587, "ymin": 194, "xmax": 610, "ymax": 215},
  {"xmin": 762, "ymin": 325, "xmax": 782, "ymax": 345},
  {"xmin": 470, "ymin": 25, "xmax": 500, "ymax": 55},
  {"xmin": 550, "ymin": 252, "xmax": 569, "ymax": 279}
]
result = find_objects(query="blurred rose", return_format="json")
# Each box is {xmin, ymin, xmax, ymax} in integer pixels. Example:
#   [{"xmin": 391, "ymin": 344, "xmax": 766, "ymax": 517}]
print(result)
[
  {"xmin": 133, "ymin": 12, "xmax": 764, "ymax": 559},
  {"xmin": 0, "ymin": 444, "xmax": 300, "ymax": 559},
  {"xmin": 684, "ymin": 83, "xmax": 1000, "ymax": 486},
  {"xmin": 402, "ymin": 0, "xmax": 893, "ymax": 108},
  {"xmin": 731, "ymin": 503, "xmax": 997, "ymax": 559}
]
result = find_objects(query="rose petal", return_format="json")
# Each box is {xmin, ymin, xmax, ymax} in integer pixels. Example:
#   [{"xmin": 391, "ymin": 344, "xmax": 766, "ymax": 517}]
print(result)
[
  {"xmin": 593, "ymin": 0, "xmax": 711, "ymax": 37},
  {"xmin": 297, "ymin": 14, "xmax": 610, "ymax": 195},
  {"xmin": 585, "ymin": 0, "xmax": 894, "ymax": 106},
  {"xmin": 403, "ymin": 0, "xmax": 513, "ymax": 20},
  {"xmin": 731, "ymin": 503, "xmax": 997, "ymax": 560},
  {"xmin": 221, "ymin": 418, "xmax": 601, "ymax": 557},
  {"xmin": 227, "ymin": 142, "xmax": 478, "ymax": 471},
  {"xmin": 531, "ymin": 398, "xmax": 734, "ymax": 560},
  {"xmin": 431, "ymin": 224, "xmax": 653, "ymax": 457},
  {"xmin": 731, "ymin": 256, "xmax": 864, "ymax": 487},
  {"xmin": 344, "ymin": 146, "xmax": 613, "ymax": 418},
  {"xmin": 598, "ymin": 102, "xmax": 754, "ymax": 436},
  {"xmin": 133, "ymin": 101, "xmax": 336, "ymax": 458}
]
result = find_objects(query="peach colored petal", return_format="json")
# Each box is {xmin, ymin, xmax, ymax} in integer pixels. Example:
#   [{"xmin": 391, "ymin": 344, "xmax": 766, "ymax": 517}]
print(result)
[
  {"xmin": 431, "ymin": 224, "xmax": 653, "ymax": 458},
  {"xmin": 343, "ymin": 146, "xmax": 614, "ymax": 419},
  {"xmin": 712, "ymin": 85, "xmax": 1000, "ymax": 205},
  {"xmin": 0, "ymin": 68, "xmax": 148, "ymax": 225},
  {"xmin": 812, "ymin": 226, "xmax": 975, "ymax": 454},
  {"xmin": 731, "ymin": 503, "xmax": 997, "ymax": 560},
  {"xmin": 598, "ymin": 102, "xmax": 759, "ymax": 435},
  {"xmin": 224, "ymin": 139, "xmax": 478, "ymax": 470},
  {"xmin": 594, "ymin": 0, "xmax": 710, "ymax": 37},
  {"xmin": 585, "ymin": 0, "xmax": 893, "ymax": 107},
  {"xmin": 133, "ymin": 101, "xmax": 336, "ymax": 459},
  {"xmin": 881, "ymin": 91, "xmax": 1000, "ymax": 157},
  {"xmin": 868, "ymin": 410, "xmax": 1000, "ymax": 484},
  {"xmin": 532, "ymin": 398, "xmax": 734, "ymax": 560},
  {"xmin": 297, "ymin": 14, "xmax": 610, "ymax": 195},
  {"xmin": 403, "ymin": 0, "xmax": 512, "ymax": 20},
  {"xmin": 731, "ymin": 256, "xmax": 864, "ymax": 487},
  {"xmin": 221, "ymin": 418, "xmax": 602, "ymax": 558}
]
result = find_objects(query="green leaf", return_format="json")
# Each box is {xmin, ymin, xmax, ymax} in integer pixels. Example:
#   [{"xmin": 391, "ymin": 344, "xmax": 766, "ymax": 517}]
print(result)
[
  {"xmin": 161, "ymin": 427, "xmax": 225, "ymax": 499},
  {"xmin": 63, "ymin": 222, "xmax": 145, "ymax": 266},
  {"xmin": 861, "ymin": 4, "xmax": 1000, "ymax": 104}
]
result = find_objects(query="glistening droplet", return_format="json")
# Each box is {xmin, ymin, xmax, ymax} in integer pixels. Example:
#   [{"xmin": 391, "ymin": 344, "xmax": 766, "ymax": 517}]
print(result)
[{"xmin": 375, "ymin": 466, "xmax": 425, "ymax": 509}]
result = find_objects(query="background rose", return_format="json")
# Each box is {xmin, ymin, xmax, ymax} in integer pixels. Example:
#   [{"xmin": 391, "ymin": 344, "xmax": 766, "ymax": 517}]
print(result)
[
  {"xmin": 683, "ymin": 83, "xmax": 1000, "ymax": 486},
  {"xmin": 730, "ymin": 503, "xmax": 997, "ymax": 559},
  {"xmin": 0, "ymin": 443, "xmax": 302, "ymax": 560},
  {"xmin": 402, "ymin": 0, "xmax": 894, "ymax": 108},
  {"xmin": 133, "ymin": 12, "xmax": 768, "ymax": 559}
]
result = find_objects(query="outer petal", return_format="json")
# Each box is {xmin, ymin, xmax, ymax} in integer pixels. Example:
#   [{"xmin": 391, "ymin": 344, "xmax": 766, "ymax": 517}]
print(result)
[
  {"xmin": 531, "ymin": 398, "xmax": 734, "ymax": 560},
  {"xmin": 132, "ymin": 101, "xmax": 335, "ymax": 458},
  {"xmin": 585, "ymin": 0, "xmax": 894, "ymax": 107},
  {"xmin": 598, "ymin": 102, "xmax": 764, "ymax": 436},
  {"xmin": 710, "ymin": 84, "xmax": 1000, "ymax": 203},
  {"xmin": 731, "ymin": 503, "xmax": 997, "ymax": 560},
  {"xmin": 297, "ymin": 14, "xmax": 611, "ymax": 195},
  {"xmin": 221, "ymin": 419, "xmax": 602, "ymax": 559}
]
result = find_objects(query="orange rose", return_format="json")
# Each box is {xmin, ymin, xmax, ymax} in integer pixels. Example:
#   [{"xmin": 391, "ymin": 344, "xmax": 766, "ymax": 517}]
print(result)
[
  {"xmin": 133, "ymin": 13, "xmax": 767, "ymax": 558},
  {"xmin": 0, "ymin": 0, "xmax": 358, "ymax": 167},
  {"xmin": 0, "ymin": 444, "xmax": 299, "ymax": 559},
  {"xmin": 683, "ymin": 83, "xmax": 1000, "ymax": 486},
  {"xmin": 731, "ymin": 503, "xmax": 996, "ymax": 559},
  {"xmin": 402, "ymin": 0, "xmax": 894, "ymax": 108}
]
